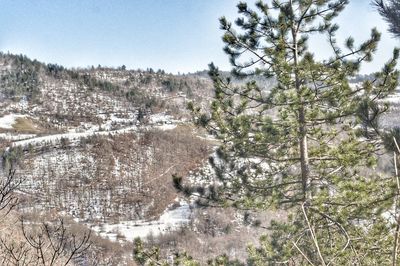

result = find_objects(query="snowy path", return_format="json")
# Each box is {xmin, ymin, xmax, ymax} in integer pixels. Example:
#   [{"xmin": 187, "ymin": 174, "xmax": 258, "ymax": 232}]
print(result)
[
  {"xmin": 0, "ymin": 133, "xmax": 36, "ymax": 141},
  {"xmin": 1, "ymin": 112, "xmax": 181, "ymax": 149},
  {"xmin": 9, "ymin": 123, "xmax": 177, "ymax": 149},
  {"xmin": 11, "ymin": 125, "xmax": 137, "ymax": 148}
]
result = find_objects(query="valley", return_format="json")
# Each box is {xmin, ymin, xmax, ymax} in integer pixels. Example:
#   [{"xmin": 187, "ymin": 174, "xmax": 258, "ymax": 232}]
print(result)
[{"xmin": 0, "ymin": 53, "xmax": 271, "ymax": 264}]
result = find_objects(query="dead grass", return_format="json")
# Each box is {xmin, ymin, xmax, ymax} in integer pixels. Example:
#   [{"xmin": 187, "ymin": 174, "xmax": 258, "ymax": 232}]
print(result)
[{"xmin": 12, "ymin": 117, "xmax": 43, "ymax": 133}]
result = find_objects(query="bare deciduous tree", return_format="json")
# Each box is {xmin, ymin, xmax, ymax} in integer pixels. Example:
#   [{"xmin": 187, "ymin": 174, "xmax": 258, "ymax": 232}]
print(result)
[
  {"xmin": 0, "ymin": 168, "xmax": 22, "ymax": 215},
  {"xmin": 0, "ymin": 168, "xmax": 91, "ymax": 265},
  {"xmin": 0, "ymin": 219, "xmax": 91, "ymax": 266}
]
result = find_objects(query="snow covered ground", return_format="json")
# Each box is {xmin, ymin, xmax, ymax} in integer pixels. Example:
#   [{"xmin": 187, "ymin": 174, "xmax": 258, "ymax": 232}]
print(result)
[
  {"xmin": 384, "ymin": 92, "xmax": 400, "ymax": 104},
  {"xmin": 148, "ymin": 113, "xmax": 182, "ymax": 125},
  {"xmin": 2, "ymin": 111, "xmax": 194, "ymax": 244},
  {"xmin": 0, "ymin": 114, "xmax": 26, "ymax": 129},
  {"xmin": 90, "ymin": 199, "xmax": 191, "ymax": 242}
]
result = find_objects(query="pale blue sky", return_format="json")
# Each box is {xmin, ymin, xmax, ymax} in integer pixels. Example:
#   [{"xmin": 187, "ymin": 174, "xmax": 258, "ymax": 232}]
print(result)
[{"xmin": 0, "ymin": 0, "xmax": 397, "ymax": 74}]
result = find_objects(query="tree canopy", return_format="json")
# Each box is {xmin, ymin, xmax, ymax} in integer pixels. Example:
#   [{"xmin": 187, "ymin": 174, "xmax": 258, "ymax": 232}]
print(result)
[
  {"xmin": 186, "ymin": 0, "xmax": 400, "ymax": 264},
  {"xmin": 137, "ymin": 0, "xmax": 400, "ymax": 264}
]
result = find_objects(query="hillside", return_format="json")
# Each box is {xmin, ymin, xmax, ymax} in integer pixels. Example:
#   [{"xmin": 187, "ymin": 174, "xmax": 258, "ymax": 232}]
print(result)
[
  {"xmin": 0, "ymin": 52, "xmax": 399, "ymax": 264},
  {"xmin": 0, "ymin": 53, "xmax": 279, "ymax": 264}
]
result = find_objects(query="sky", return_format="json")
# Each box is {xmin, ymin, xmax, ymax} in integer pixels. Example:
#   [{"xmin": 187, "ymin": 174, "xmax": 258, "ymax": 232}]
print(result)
[{"xmin": 0, "ymin": 0, "xmax": 397, "ymax": 74}]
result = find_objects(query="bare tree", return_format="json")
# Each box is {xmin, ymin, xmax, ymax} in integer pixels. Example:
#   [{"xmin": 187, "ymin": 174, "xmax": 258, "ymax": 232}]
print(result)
[
  {"xmin": 0, "ymin": 236, "xmax": 34, "ymax": 265},
  {"xmin": 0, "ymin": 219, "xmax": 91, "ymax": 266},
  {"xmin": 0, "ymin": 169, "xmax": 91, "ymax": 265},
  {"xmin": 0, "ymin": 169, "xmax": 22, "ymax": 215}
]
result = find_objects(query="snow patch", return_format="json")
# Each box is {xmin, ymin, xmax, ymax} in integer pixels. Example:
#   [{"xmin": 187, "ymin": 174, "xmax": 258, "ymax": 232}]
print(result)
[
  {"xmin": 155, "ymin": 124, "xmax": 177, "ymax": 131},
  {"xmin": 91, "ymin": 199, "xmax": 191, "ymax": 242},
  {"xmin": 149, "ymin": 113, "xmax": 174, "ymax": 124},
  {"xmin": 0, "ymin": 114, "xmax": 26, "ymax": 129}
]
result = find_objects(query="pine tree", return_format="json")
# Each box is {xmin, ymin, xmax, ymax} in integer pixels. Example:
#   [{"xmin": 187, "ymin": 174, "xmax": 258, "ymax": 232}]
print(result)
[
  {"xmin": 374, "ymin": 0, "xmax": 400, "ymax": 38},
  {"xmin": 182, "ymin": 0, "xmax": 400, "ymax": 264}
]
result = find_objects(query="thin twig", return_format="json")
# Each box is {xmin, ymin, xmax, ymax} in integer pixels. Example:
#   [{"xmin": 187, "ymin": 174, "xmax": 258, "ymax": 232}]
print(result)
[
  {"xmin": 292, "ymin": 240, "xmax": 315, "ymax": 266},
  {"xmin": 302, "ymin": 202, "xmax": 327, "ymax": 266}
]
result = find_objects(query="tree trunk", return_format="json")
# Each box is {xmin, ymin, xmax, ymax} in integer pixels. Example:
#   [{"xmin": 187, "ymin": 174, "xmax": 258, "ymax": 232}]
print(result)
[{"xmin": 291, "ymin": 4, "xmax": 310, "ymax": 199}]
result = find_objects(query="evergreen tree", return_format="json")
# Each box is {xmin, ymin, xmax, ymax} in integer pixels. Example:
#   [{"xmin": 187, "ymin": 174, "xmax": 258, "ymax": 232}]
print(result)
[
  {"xmin": 181, "ymin": 0, "xmax": 400, "ymax": 264},
  {"xmin": 374, "ymin": 0, "xmax": 400, "ymax": 38}
]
